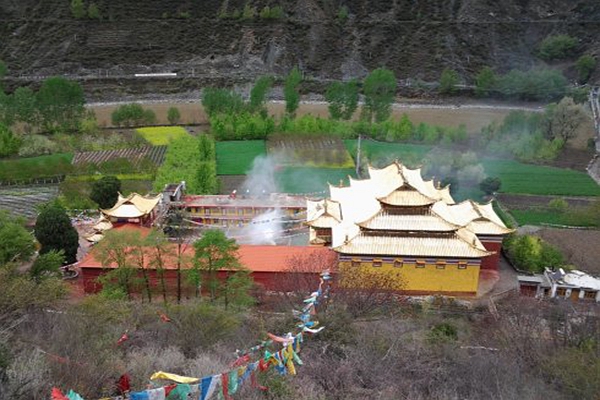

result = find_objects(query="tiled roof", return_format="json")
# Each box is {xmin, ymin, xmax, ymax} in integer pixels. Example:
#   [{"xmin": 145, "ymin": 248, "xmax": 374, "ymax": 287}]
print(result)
[
  {"xmin": 334, "ymin": 231, "xmax": 492, "ymax": 258},
  {"xmin": 358, "ymin": 211, "xmax": 458, "ymax": 232},
  {"xmin": 101, "ymin": 193, "xmax": 161, "ymax": 218},
  {"xmin": 80, "ymin": 241, "xmax": 334, "ymax": 273},
  {"xmin": 377, "ymin": 190, "xmax": 436, "ymax": 206},
  {"xmin": 306, "ymin": 199, "xmax": 342, "ymax": 228}
]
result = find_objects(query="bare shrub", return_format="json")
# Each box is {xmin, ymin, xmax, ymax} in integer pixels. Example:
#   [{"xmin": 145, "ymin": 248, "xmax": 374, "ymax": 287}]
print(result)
[{"xmin": 4, "ymin": 349, "xmax": 51, "ymax": 400}]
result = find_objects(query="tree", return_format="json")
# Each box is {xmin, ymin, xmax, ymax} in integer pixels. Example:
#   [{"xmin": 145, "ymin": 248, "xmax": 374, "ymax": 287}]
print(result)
[
  {"xmin": 0, "ymin": 60, "xmax": 7, "ymax": 79},
  {"xmin": 198, "ymin": 135, "xmax": 215, "ymax": 162},
  {"xmin": 0, "ymin": 211, "xmax": 35, "ymax": 264},
  {"xmin": 36, "ymin": 77, "xmax": 85, "ymax": 133},
  {"xmin": 70, "ymin": 0, "xmax": 85, "ymax": 19},
  {"xmin": 87, "ymin": 2, "xmax": 100, "ymax": 19},
  {"xmin": 95, "ymin": 229, "xmax": 138, "ymax": 300},
  {"xmin": 30, "ymin": 250, "xmax": 64, "ymax": 281},
  {"xmin": 325, "ymin": 80, "xmax": 359, "ymax": 120},
  {"xmin": 202, "ymin": 88, "xmax": 245, "ymax": 117},
  {"xmin": 538, "ymin": 35, "xmax": 577, "ymax": 61},
  {"xmin": 439, "ymin": 68, "xmax": 459, "ymax": 95},
  {"xmin": 193, "ymin": 229, "xmax": 241, "ymax": 302},
  {"xmin": 223, "ymin": 268, "xmax": 254, "ymax": 310},
  {"xmin": 249, "ymin": 76, "xmax": 273, "ymax": 115},
  {"xmin": 479, "ymin": 176, "xmax": 501, "ymax": 195},
  {"xmin": 0, "ymin": 124, "xmax": 21, "ymax": 158},
  {"xmin": 284, "ymin": 67, "xmax": 302, "ymax": 117},
  {"xmin": 475, "ymin": 67, "xmax": 497, "ymax": 97},
  {"xmin": 167, "ymin": 107, "xmax": 181, "ymax": 125},
  {"xmin": 362, "ymin": 68, "xmax": 396, "ymax": 123},
  {"xmin": 575, "ymin": 55, "xmax": 596, "ymax": 83},
  {"xmin": 542, "ymin": 97, "xmax": 587, "ymax": 144},
  {"xmin": 12, "ymin": 87, "xmax": 38, "ymax": 130},
  {"xmin": 34, "ymin": 202, "xmax": 79, "ymax": 264},
  {"xmin": 196, "ymin": 161, "xmax": 218, "ymax": 194},
  {"xmin": 90, "ymin": 176, "xmax": 121, "ymax": 209},
  {"xmin": 147, "ymin": 230, "xmax": 172, "ymax": 304}
]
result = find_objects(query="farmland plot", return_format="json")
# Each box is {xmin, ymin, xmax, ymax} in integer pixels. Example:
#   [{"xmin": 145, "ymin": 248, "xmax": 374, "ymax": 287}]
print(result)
[
  {"xmin": 269, "ymin": 135, "xmax": 354, "ymax": 168},
  {"xmin": 72, "ymin": 146, "xmax": 167, "ymax": 170},
  {"xmin": 0, "ymin": 185, "xmax": 59, "ymax": 220}
]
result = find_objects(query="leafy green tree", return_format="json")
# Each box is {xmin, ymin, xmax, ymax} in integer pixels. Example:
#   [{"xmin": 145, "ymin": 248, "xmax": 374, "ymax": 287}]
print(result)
[
  {"xmin": 0, "ymin": 124, "xmax": 21, "ymax": 157},
  {"xmin": 475, "ymin": 67, "xmax": 497, "ymax": 97},
  {"xmin": 542, "ymin": 97, "xmax": 586, "ymax": 144},
  {"xmin": 202, "ymin": 88, "xmax": 245, "ymax": 117},
  {"xmin": 196, "ymin": 161, "xmax": 218, "ymax": 194},
  {"xmin": 193, "ymin": 229, "xmax": 240, "ymax": 302},
  {"xmin": 34, "ymin": 202, "xmax": 79, "ymax": 264},
  {"xmin": 87, "ymin": 2, "xmax": 100, "ymax": 19},
  {"xmin": 479, "ymin": 176, "xmax": 501, "ymax": 195},
  {"xmin": 439, "ymin": 68, "xmax": 459, "ymax": 95},
  {"xmin": 36, "ymin": 77, "xmax": 85, "ymax": 133},
  {"xmin": 538, "ymin": 35, "xmax": 577, "ymax": 60},
  {"xmin": 30, "ymin": 250, "xmax": 64, "ymax": 281},
  {"xmin": 362, "ymin": 68, "xmax": 396, "ymax": 123},
  {"xmin": 497, "ymin": 68, "xmax": 567, "ymax": 101},
  {"xmin": 325, "ymin": 80, "xmax": 359, "ymax": 120},
  {"xmin": 12, "ymin": 87, "xmax": 38, "ymax": 130},
  {"xmin": 96, "ymin": 229, "xmax": 138, "ymax": 300},
  {"xmin": 575, "ymin": 54, "xmax": 596, "ymax": 83},
  {"xmin": 0, "ymin": 211, "xmax": 35, "ymax": 264},
  {"xmin": 284, "ymin": 67, "xmax": 302, "ymax": 117},
  {"xmin": 223, "ymin": 268, "xmax": 254, "ymax": 310},
  {"xmin": 198, "ymin": 135, "xmax": 216, "ymax": 161},
  {"xmin": 249, "ymin": 76, "xmax": 273, "ymax": 115},
  {"xmin": 242, "ymin": 3, "xmax": 257, "ymax": 19},
  {"xmin": 70, "ymin": 0, "xmax": 86, "ymax": 19},
  {"xmin": 90, "ymin": 176, "xmax": 121, "ymax": 209},
  {"xmin": 167, "ymin": 106, "xmax": 181, "ymax": 125}
]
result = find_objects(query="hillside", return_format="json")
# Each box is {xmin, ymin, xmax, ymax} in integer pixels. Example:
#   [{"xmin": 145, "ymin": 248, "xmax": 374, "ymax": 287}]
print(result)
[{"xmin": 1, "ymin": 0, "xmax": 599, "ymax": 97}]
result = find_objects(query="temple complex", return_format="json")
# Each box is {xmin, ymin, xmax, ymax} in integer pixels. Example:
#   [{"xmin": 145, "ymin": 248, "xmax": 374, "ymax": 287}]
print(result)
[{"xmin": 306, "ymin": 161, "xmax": 513, "ymax": 295}]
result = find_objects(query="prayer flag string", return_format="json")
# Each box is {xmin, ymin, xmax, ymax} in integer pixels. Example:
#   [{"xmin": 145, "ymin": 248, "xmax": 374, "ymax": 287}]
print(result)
[{"xmin": 51, "ymin": 270, "xmax": 332, "ymax": 400}]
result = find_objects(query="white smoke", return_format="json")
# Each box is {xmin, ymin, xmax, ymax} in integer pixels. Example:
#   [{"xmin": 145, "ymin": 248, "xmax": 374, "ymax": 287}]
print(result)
[
  {"xmin": 236, "ymin": 154, "xmax": 286, "ymax": 245},
  {"xmin": 240, "ymin": 154, "xmax": 282, "ymax": 197},
  {"xmin": 240, "ymin": 209, "xmax": 284, "ymax": 245}
]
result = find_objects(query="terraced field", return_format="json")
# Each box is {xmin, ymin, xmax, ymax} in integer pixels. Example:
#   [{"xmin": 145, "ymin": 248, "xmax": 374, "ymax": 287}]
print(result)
[
  {"xmin": 72, "ymin": 145, "xmax": 167, "ymax": 168},
  {"xmin": 0, "ymin": 185, "xmax": 59, "ymax": 220}
]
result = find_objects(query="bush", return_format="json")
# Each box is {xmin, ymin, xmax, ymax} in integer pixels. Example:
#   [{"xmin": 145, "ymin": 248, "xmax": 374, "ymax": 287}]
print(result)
[
  {"xmin": 575, "ymin": 54, "xmax": 596, "ymax": 83},
  {"xmin": 548, "ymin": 198, "xmax": 569, "ymax": 213},
  {"xmin": 167, "ymin": 107, "xmax": 181, "ymax": 125},
  {"xmin": 428, "ymin": 322, "xmax": 458, "ymax": 343},
  {"xmin": 480, "ymin": 177, "xmax": 502, "ymax": 195},
  {"xmin": 242, "ymin": 3, "xmax": 256, "ymax": 20},
  {"xmin": 88, "ymin": 2, "xmax": 100, "ymax": 19},
  {"xmin": 439, "ymin": 68, "xmax": 459, "ymax": 95},
  {"xmin": 538, "ymin": 34, "xmax": 577, "ymax": 60},
  {"xmin": 202, "ymin": 88, "xmax": 245, "ymax": 118},
  {"xmin": 210, "ymin": 112, "xmax": 275, "ymax": 140},
  {"xmin": 505, "ymin": 234, "xmax": 564, "ymax": 273},
  {"xmin": 497, "ymin": 68, "xmax": 567, "ymax": 101},
  {"xmin": 70, "ymin": 0, "xmax": 85, "ymax": 19},
  {"xmin": 0, "ymin": 124, "xmax": 21, "ymax": 157},
  {"xmin": 111, "ymin": 104, "xmax": 155, "ymax": 127},
  {"xmin": 337, "ymin": 6, "xmax": 349, "ymax": 23},
  {"xmin": 475, "ymin": 67, "xmax": 497, "ymax": 97},
  {"xmin": 17, "ymin": 134, "xmax": 58, "ymax": 157}
]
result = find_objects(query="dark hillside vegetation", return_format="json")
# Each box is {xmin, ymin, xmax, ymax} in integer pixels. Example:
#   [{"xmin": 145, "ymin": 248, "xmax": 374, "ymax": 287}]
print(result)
[{"xmin": 0, "ymin": 0, "xmax": 599, "ymax": 93}]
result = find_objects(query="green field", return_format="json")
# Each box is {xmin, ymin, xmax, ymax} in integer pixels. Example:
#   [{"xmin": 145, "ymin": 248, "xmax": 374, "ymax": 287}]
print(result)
[
  {"xmin": 510, "ymin": 210, "xmax": 586, "ymax": 227},
  {"xmin": 482, "ymin": 160, "xmax": 600, "ymax": 196},
  {"xmin": 276, "ymin": 167, "xmax": 356, "ymax": 194},
  {"xmin": 0, "ymin": 153, "xmax": 74, "ymax": 181},
  {"xmin": 136, "ymin": 126, "xmax": 190, "ymax": 145},
  {"xmin": 216, "ymin": 140, "xmax": 266, "ymax": 175},
  {"xmin": 344, "ymin": 140, "xmax": 431, "ymax": 167}
]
